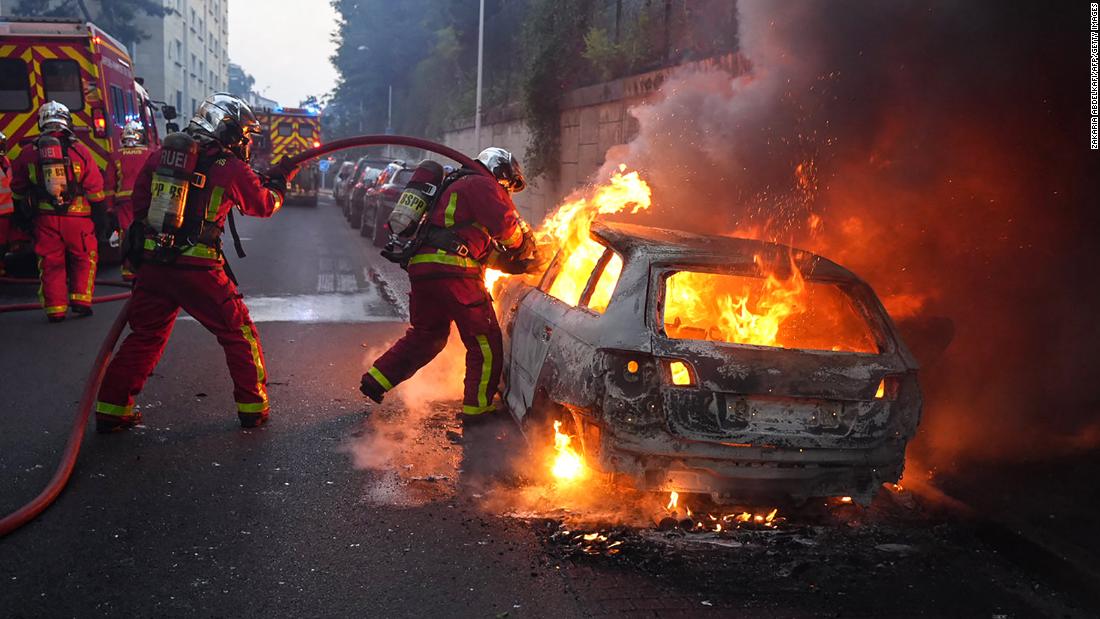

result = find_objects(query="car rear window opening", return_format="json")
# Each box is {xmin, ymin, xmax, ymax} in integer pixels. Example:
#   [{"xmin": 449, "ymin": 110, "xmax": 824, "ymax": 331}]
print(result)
[{"xmin": 661, "ymin": 269, "xmax": 879, "ymax": 353}]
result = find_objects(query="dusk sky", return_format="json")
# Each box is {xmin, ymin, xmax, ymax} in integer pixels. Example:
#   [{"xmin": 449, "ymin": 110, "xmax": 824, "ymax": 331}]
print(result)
[{"xmin": 227, "ymin": 0, "xmax": 340, "ymax": 107}]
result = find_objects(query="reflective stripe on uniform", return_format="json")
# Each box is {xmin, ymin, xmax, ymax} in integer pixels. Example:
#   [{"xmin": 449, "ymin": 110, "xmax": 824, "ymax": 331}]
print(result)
[
  {"xmin": 462, "ymin": 403, "xmax": 496, "ymax": 415},
  {"xmin": 237, "ymin": 401, "xmax": 268, "ymax": 413},
  {"xmin": 43, "ymin": 304, "xmax": 67, "ymax": 315},
  {"xmin": 367, "ymin": 366, "xmax": 393, "ymax": 391},
  {"xmin": 500, "ymin": 225, "xmax": 523, "ymax": 249},
  {"xmin": 85, "ymin": 249, "xmax": 97, "ymax": 300},
  {"xmin": 206, "ymin": 186, "xmax": 224, "ymax": 221},
  {"xmin": 443, "ymin": 193, "xmax": 458, "ymax": 228},
  {"xmin": 240, "ymin": 324, "xmax": 269, "ymax": 408},
  {"xmin": 86, "ymin": 190, "xmax": 105, "ymax": 202},
  {"xmin": 475, "ymin": 334, "xmax": 493, "ymax": 408},
  {"xmin": 407, "ymin": 250, "xmax": 482, "ymax": 270},
  {"xmin": 96, "ymin": 401, "xmax": 134, "ymax": 416},
  {"xmin": 70, "ymin": 292, "xmax": 92, "ymax": 303}
]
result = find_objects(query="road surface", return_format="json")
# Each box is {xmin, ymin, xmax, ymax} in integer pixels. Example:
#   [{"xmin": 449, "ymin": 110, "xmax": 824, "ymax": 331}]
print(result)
[{"xmin": 0, "ymin": 195, "xmax": 1094, "ymax": 618}]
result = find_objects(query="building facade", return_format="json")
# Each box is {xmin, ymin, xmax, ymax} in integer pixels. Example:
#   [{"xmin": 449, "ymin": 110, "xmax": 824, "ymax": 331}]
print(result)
[{"xmin": 130, "ymin": 0, "xmax": 229, "ymax": 129}]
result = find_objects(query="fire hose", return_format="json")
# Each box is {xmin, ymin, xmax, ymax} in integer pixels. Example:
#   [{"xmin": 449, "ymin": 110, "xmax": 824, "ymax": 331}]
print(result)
[
  {"xmin": 0, "ymin": 135, "xmax": 490, "ymax": 537},
  {"xmin": 0, "ymin": 278, "xmax": 134, "ymax": 314}
]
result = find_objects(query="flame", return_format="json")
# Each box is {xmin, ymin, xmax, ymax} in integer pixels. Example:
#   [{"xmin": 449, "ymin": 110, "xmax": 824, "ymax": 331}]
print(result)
[
  {"xmin": 669, "ymin": 361, "xmax": 692, "ymax": 386},
  {"xmin": 664, "ymin": 254, "xmax": 807, "ymax": 348},
  {"xmin": 483, "ymin": 165, "xmax": 649, "ymax": 302},
  {"xmin": 666, "ymin": 491, "xmax": 679, "ymax": 511},
  {"xmin": 550, "ymin": 420, "xmax": 585, "ymax": 481}
]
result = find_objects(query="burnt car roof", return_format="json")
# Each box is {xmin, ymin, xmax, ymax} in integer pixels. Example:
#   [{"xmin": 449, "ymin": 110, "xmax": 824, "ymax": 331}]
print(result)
[{"xmin": 590, "ymin": 220, "xmax": 861, "ymax": 282}]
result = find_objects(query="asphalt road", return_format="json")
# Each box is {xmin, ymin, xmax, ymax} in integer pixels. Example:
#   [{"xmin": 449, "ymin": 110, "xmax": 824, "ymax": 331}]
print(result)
[{"xmin": 0, "ymin": 195, "xmax": 1095, "ymax": 618}]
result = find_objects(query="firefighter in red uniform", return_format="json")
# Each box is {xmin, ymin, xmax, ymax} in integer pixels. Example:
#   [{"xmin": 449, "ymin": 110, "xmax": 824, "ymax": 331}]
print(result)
[
  {"xmin": 10, "ymin": 102, "xmax": 107, "ymax": 322},
  {"xmin": 360, "ymin": 147, "xmax": 538, "ymax": 425},
  {"xmin": 108, "ymin": 121, "xmax": 151, "ymax": 279},
  {"xmin": 94, "ymin": 93, "xmax": 296, "ymax": 433},
  {"xmin": 0, "ymin": 131, "xmax": 12, "ymax": 276}
]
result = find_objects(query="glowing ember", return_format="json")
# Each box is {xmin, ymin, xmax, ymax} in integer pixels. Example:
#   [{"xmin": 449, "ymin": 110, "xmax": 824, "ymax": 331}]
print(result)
[
  {"xmin": 840, "ymin": 496, "xmax": 854, "ymax": 504},
  {"xmin": 550, "ymin": 420, "xmax": 585, "ymax": 481}
]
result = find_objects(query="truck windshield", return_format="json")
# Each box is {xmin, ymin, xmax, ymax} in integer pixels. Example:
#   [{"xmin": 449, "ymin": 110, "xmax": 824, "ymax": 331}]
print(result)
[
  {"xmin": 661, "ymin": 269, "xmax": 879, "ymax": 353},
  {"xmin": 42, "ymin": 60, "xmax": 83, "ymax": 111},
  {"xmin": 0, "ymin": 59, "xmax": 31, "ymax": 111}
]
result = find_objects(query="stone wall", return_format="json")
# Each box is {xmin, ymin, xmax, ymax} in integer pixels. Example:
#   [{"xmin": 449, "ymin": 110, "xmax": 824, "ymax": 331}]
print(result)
[{"xmin": 441, "ymin": 53, "xmax": 748, "ymax": 224}]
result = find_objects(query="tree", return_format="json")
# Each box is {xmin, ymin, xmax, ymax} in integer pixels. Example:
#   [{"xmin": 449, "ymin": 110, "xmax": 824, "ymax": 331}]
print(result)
[{"xmin": 11, "ymin": 0, "xmax": 166, "ymax": 47}]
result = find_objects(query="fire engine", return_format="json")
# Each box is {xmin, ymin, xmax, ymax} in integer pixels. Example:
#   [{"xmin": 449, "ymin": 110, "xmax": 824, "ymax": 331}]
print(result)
[
  {"xmin": 0, "ymin": 16, "xmax": 175, "ymax": 264},
  {"xmin": 252, "ymin": 107, "xmax": 321, "ymax": 207}
]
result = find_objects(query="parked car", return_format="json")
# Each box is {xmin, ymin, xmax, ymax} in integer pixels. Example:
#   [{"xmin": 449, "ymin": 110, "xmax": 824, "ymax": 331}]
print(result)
[
  {"xmin": 347, "ymin": 165, "xmax": 385, "ymax": 227},
  {"xmin": 350, "ymin": 161, "xmax": 404, "ymax": 228},
  {"xmin": 494, "ymin": 221, "xmax": 922, "ymax": 506},
  {"xmin": 332, "ymin": 161, "xmax": 355, "ymax": 204},
  {"xmin": 336, "ymin": 156, "xmax": 390, "ymax": 215},
  {"xmin": 361, "ymin": 166, "xmax": 414, "ymax": 246}
]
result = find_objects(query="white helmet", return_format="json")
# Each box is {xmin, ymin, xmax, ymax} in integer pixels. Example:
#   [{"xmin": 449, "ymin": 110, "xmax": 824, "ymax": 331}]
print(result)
[
  {"xmin": 121, "ymin": 120, "xmax": 144, "ymax": 146},
  {"xmin": 477, "ymin": 147, "xmax": 526, "ymax": 193},
  {"xmin": 38, "ymin": 101, "xmax": 72, "ymax": 133}
]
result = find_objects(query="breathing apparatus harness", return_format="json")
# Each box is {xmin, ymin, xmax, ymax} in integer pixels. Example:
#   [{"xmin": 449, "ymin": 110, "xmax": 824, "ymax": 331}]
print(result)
[
  {"xmin": 128, "ymin": 131, "xmax": 247, "ymax": 276},
  {"xmin": 381, "ymin": 166, "xmax": 478, "ymax": 268},
  {"xmin": 31, "ymin": 133, "xmax": 84, "ymax": 216}
]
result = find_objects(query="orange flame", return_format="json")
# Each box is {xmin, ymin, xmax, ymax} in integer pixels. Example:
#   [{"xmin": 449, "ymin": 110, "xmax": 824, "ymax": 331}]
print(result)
[{"xmin": 551, "ymin": 420, "xmax": 585, "ymax": 482}]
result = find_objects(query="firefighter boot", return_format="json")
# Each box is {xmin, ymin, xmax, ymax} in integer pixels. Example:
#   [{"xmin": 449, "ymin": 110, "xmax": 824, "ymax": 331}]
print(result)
[
  {"xmin": 71, "ymin": 304, "xmax": 93, "ymax": 318},
  {"xmin": 238, "ymin": 411, "xmax": 269, "ymax": 428},
  {"xmin": 95, "ymin": 411, "xmax": 143, "ymax": 433},
  {"xmin": 359, "ymin": 373, "xmax": 386, "ymax": 404}
]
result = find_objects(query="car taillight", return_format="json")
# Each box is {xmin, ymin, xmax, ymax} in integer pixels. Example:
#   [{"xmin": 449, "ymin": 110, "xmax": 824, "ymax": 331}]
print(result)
[
  {"xmin": 875, "ymin": 375, "xmax": 901, "ymax": 400},
  {"xmin": 92, "ymin": 109, "xmax": 108, "ymax": 138},
  {"xmin": 665, "ymin": 359, "xmax": 696, "ymax": 386}
]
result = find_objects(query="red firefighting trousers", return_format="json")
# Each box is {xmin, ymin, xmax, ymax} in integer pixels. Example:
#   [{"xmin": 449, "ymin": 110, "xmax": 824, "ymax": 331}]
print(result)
[
  {"xmin": 96, "ymin": 262, "xmax": 269, "ymax": 418},
  {"xmin": 34, "ymin": 215, "xmax": 97, "ymax": 318},
  {"xmin": 364, "ymin": 277, "xmax": 503, "ymax": 415}
]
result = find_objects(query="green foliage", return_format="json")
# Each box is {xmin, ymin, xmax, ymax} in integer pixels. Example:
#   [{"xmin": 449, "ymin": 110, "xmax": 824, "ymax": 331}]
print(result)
[
  {"xmin": 520, "ymin": 0, "xmax": 594, "ymax": 179},
  {"xmin": 11, "ymin": 0, "xmax": 166, "ymax": 47},
  {"xmin": 582, "ymin": 11, "xmax": 654, "ymax": 81}
]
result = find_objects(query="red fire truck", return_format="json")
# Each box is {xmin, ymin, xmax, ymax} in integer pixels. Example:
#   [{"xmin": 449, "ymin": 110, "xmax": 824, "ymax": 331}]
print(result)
[
  {"xmin": 252, "ymin": 107, "xmax": 321, "ymax": 207},
  {"xmin": 0, "ymin": 16, "xmax": 174, "ymax": 264}
]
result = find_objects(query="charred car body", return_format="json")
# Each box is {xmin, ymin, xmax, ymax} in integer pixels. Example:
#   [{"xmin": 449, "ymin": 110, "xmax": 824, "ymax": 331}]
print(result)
[{"xmin": 497, "ymin": 222, "xmax": 921, "ymax": 505}]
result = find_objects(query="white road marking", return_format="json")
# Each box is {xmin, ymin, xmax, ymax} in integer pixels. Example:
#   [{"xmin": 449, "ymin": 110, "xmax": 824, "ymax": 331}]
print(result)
[{"xmin": 180, "ymin": 291, "xmax": 398, "ymax": 323}]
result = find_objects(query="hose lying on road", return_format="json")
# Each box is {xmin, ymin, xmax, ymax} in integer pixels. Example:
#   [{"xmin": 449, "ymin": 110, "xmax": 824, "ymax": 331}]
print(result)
[
  {"xmin": 0, "ymin": 277, "xmax": 134, "ymax": 314},
  {"xmin": 0, "ymin": 298, "xmax": 131, "ymax": 537},
  {"xmin": 0, "ymin": 135, "xmax": 489, "ymax": 538},
  {"xmin": 0, "ymin": 292, "xmax": 133, "ymax": 314}
]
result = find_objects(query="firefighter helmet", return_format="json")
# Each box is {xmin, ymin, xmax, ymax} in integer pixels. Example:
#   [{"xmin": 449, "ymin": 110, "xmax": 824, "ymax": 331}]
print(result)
[
  {"xmin": 38, "ymin": 101, "xmax": 72, "ymax": 134},
  {"xmin": 477, "ymin": 147, "xmax": 526, "ymax": 193},
  {"xmin": 121, "ymin": 120, "xmax": 144, "ymax": 147},
  {"xmin": 188, "ymin": 93, "xmax": 261, "ymax": 161}
]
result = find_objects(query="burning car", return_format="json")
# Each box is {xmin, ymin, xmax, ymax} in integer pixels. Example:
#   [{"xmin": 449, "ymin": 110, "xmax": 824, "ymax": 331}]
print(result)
[{"xmin": 496, "ymin": 219, "xmax": 921, "ymax": 505}]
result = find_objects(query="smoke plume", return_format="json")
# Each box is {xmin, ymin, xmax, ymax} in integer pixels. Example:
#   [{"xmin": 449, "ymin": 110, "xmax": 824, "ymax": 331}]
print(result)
[{"xmin": 601, "ymin": 1, "xmax": 1097, "ymax": 468}]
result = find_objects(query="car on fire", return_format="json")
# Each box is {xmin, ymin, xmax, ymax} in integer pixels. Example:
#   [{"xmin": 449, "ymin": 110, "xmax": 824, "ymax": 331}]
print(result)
[{"xmin": 495, "ymin": 221, "xmax": 922, "ymax": 505}]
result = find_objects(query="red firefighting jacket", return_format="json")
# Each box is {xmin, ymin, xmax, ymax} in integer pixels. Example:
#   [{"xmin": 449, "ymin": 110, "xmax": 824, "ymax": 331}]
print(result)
[
  {"xmin": 0, "ymin": 155, "xmax": 12, "ymax": 216},
  {"xmin": 10, "ymin": 136, "xmax": 106, "ymax": 216},
  {"xmin": 407, "ymin": 173, "xmax": 524, "ymax": 280},
  {"xmin": 132, "ymin": 141, "xmax": 283, "ymax": 267},
  {"xmin": 107, "ymin": 145, "xmax": 151, "ymax": 230}
]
